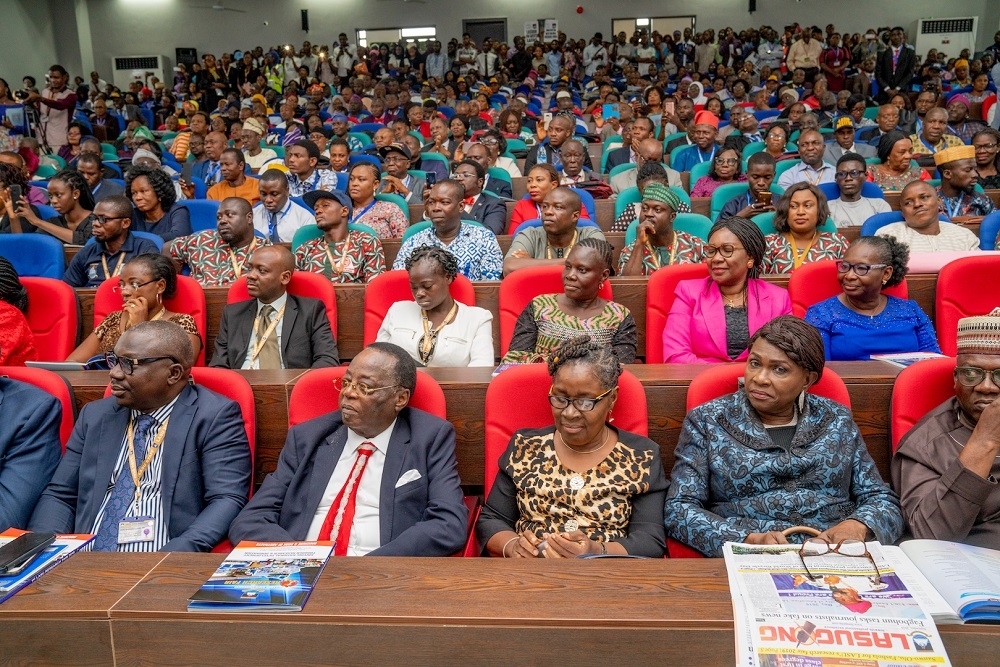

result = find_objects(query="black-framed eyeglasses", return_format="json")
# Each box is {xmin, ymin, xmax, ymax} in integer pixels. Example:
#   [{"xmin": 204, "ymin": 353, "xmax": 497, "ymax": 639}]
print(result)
[
  {"xmin": 835, "ymin": 261, "xmax": 887, "ymax": 277},
  {"xmin": 973, "ymin": 142, "xmax": 998, "ymax": 152},
  {"xmin": 835, "ymin": 169, "xmax": 866, "ymax": 180},
  {"xmin": 954, "ymin": 366, "xmax": 1000, "ymax": 388},
  {"xmin": 547, "ymin": 386, "xmax": 613, "ymax": 413},
  {"xmin": 113, "ymin": 279, "xmax": 158, "ymax": 294},
  {"xmin": 478, "ymin": 137, "xmax": 499, "ymax": 146},
  {"xmin": 714, "ymin": 157, "xmax": 739, "ymax": 166},
  {"xmin": 93, "ymin": 215, "xmax": 128, "ymax": 225},
  {"xmin": 704, "ymin": 244, "xmax": 744, "ymax": 258},
  {"xmin": 105, "ymin": 352, "xmax": 179, "ymax": 375},
  {"xmin": 333, "ymin": 376, "xmax": 400, "ymax": 397},
  {"xmin": 798, "ymin": 538, "xmax": 882, "ymax": 586}
]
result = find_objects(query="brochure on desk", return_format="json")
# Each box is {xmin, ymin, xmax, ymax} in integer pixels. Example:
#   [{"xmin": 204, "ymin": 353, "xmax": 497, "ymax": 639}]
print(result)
[
  {"xmin": 724, "ymin": 541, "xmax": 952, "ymax": 666},
  {"xmin": 0, "ymin": 529, "xmax": 95, "ymax": 604},
  {"xmin": 893, "ymin": 540, "xmax": 1000, "ymax": 623},
  {"xmin": 188, "ymin": 541, "xmax": 333, "ymax": 612}
]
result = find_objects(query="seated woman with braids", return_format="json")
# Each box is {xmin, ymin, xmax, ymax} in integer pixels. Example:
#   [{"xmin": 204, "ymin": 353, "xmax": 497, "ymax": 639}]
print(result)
[
  {"xmin": 376, "ymin": 246, "xmax": 494, "ymax": 367},
  {"xmin": 2, "ymin": 169, "xmax": 96, "ymax": 244},
  {"xmin": 502, "ymin": 238, "xmax": 637, "ymax": 365},
  {"xmin": 477, "ymin": 336, "xmax": 668, "ymax": 558}
]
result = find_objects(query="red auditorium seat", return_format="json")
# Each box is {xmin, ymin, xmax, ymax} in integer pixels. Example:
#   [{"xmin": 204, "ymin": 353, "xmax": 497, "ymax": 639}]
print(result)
[
  {"xmin": 362, "ymin": 269, "xmax": 476, "ymax": 347},
  {"xmin": 889, "ymin": 356, "xmax": 956, "ymax": 453},
  {"xmin": 22, "ymin": 277, "xmax": 79, "ymax": 361},
  {"xmin": 226, "ymin": 272, "xmax": 338, "ymax": 332},
  {"xmin": 788, "ymin": 259, "xmax": 909, "ymax": 318},
  {"xmin": 0, "ymin": 366, "xmax": 76, "ymax": 448},
  {"xmin": 935, "ymin": 255, "xmax": 1000, "ymax": 355},
  {"xmin": 644, "ymin": 263, "xmax": 710, "ymax": 364}
]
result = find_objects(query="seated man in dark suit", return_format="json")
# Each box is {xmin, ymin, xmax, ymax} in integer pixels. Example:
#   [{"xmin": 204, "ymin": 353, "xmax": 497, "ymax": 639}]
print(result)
[
  {"xmin": 0, "ymin": 378, "xmax": 62, "ymax": 531},
  {"xmin": 452, "ymin": 159, "xmax": 506, "ymax": 236},
  {"xmin": 29, "ymin": 320, "xmax": 252, "ymax": 552},
  {"xmin": 229, "ymin": 342, "xmax": 468, "ymax": 556},
  {"xmin": 210, "ymin": 245, "xmax": 339, "ymax": 369},
  {"xmin": 76, "ymin": 151, "xmax": 125, "ymax": 202}
]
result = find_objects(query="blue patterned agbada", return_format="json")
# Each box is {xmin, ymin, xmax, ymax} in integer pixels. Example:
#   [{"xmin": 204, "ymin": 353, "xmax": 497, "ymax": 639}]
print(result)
[{"xmin": 664, "ymin": 391, "xmax": 903, "ymax": 557}]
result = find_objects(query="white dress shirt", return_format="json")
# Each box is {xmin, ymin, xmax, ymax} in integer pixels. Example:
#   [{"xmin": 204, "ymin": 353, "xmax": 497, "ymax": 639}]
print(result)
[
  {"xmin": 376, "ymin": 301, "xmax": 495, "ymax": 367},
  {"xmin": 306, "ymin": 419, "xmax": 398, "ymax": 555},
  {"xmin": 252, "ymin": 198, "xmax": 314, "ymax": 242},
  {"xmin": 240, "ymin": 293, "xmax": 287, "ymax": 369}
]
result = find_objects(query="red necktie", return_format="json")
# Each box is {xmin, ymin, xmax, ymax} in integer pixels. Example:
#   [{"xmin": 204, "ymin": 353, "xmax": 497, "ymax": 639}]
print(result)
[
  {"xmin": 317, "ymin": 442, "xmax": 376, "ymax": 556},
  {"xmin": 462, "ymin": 197, "xmax": 475, "ymax": 206}
]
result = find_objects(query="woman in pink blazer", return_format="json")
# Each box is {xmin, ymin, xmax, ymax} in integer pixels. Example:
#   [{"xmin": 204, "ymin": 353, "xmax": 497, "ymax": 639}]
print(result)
[{"xmin": 662, "ymin": 217, "xmax": 792, "ymax": 363}]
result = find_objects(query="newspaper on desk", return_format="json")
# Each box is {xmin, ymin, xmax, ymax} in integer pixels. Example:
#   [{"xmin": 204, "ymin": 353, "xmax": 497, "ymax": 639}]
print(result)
[{"xmin": 723, "ymin": 542, "xmax": 952, "ymax": 667}]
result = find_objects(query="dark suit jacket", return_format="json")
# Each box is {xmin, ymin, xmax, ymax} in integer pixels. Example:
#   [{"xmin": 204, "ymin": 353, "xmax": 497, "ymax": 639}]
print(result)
[
  {"xmin": 229, "ymin": 408, "xmax": 467, "ymax": 556},
  {"xmin": 0, "ymin": 379, "xmax": 62, "ymax": 531},
  {"xmin": 483, "ymin": 174, "xmax": 513, "ymax": 200},
  {"xmin": 89, "ymin": 114, "xmax": 121, "ymax": 141},
  {"xmin": 524, "ymin": 141, "xmax": 594, "ymax": 172},
  {"xmin": 603, "ymin": 145, "xmax": 633, "ymax": 173},
  {"xmin": 28, "ymin": 384, "xmax": 252, "ymax": 552},
  {"xmin": 466, "ymin": 191, "xmax": 507, "ymax": 236},
  {"xmin": 875, "ymin": 46, "xmax": 916, "ymax": 98},
  {"xmin": 210, "ymin": 294, "xmax": 339, "ymax": 369}
]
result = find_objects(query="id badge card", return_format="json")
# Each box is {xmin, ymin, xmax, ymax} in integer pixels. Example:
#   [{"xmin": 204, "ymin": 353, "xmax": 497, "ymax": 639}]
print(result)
[{"xmin": 118, "ymin": 517, "xmax": 155, "ymax": 544}]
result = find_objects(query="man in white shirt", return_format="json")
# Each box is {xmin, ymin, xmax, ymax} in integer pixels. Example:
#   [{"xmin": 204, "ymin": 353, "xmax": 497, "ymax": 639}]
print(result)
[
  {"xmin": 583, "ymin": 33, "xmax": 609, "ymax": 77},
  {"xmin": 635, "ymin": 36, "xmax": 658, "ymax": 77},
  {"xmin": 331, "ymin": 33, "xmax": 357, "ymax": 87},
  {"xmin": 778, "ymin": 129, "xmax": 837, "ymax": 189},
  {"xmin": 456, "ymin": 34, "xmax": 478, "ymax": 76},
  {"xmin": 476, "ymin": 40, "xmax": 500, "ymax": 79},
  {"xmin": 228, "ymin": 343, "xmax": 468, "ymax": 556},
  {"xmin": 253, "ymin": 168, "xmax": 315, "ymax": 242},
  {"xmin": 876, "ymin": 180, "xmax": 980, "ymax": 252},
  {"xmin": 827, "ymin": 154, "xmax": 891, "ymax": 228}
]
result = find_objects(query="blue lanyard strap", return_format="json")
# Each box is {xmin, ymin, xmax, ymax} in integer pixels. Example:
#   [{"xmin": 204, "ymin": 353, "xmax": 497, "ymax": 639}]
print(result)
[{"xmin": 350, "ymin": 200, "xmax": 377, "ymax": 223}]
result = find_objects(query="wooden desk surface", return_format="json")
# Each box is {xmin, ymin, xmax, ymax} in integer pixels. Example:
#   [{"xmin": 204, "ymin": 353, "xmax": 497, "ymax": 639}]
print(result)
[{"xmin": 100, "ymin": 553, "xmax": 997, "ymax": 666}]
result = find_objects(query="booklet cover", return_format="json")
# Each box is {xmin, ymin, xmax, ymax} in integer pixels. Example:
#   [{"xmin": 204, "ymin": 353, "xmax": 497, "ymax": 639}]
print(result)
[
  {"xmin": 870, "ymin": 352, "xmax": 949, "ymax": 369},
  {"xmin": 188, "ymin": 541, "xmax": 334, "ymax": 613},
  {"xmin": 0, "ymin": 529, "xmax": 95, "ymax": 604}
]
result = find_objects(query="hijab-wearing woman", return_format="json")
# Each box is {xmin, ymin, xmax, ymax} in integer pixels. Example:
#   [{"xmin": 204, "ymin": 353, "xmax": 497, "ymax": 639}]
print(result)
[
  {"xmin": 665, "ymin": 316, "xmax": 904, "ymax": 557},
  {"xmin": 478, "ymin": 336, "xmax": 667, "ymax": 558},
  {"xmin": 866, "ymin": 131, "xmax": 930, "ymax": 192},
  {"xmin": 805, "ymin": 236, "xmax": 940, "ymax": 360},
  {"xmin": 377, "ymin": 246, "xmax": 493, "ymax": 367},
  {"xmin": 763, "ymin": 183, "xmax": 848, "ymax": 273}
]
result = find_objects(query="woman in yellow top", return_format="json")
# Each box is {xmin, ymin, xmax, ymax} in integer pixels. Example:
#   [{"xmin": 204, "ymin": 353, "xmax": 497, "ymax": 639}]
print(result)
[{"xmin": 763, "ymin": 183, "xmax": 849, "ymax": 274}]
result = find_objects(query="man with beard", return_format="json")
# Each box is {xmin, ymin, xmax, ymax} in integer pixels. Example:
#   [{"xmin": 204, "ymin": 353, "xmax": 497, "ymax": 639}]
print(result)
[{"xmin": 933, "ymin": 146, "xmax": 995, "ymax": 220}]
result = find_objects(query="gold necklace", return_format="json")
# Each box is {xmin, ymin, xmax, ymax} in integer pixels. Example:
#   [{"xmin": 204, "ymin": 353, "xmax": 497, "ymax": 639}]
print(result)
[{"xmin": 556, "ymin": 426, "xmax": 611, "ymax": 455}]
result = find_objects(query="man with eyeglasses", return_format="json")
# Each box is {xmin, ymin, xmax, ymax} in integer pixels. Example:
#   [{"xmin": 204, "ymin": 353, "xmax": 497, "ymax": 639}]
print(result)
[
  {"xmin": 777, "ymin": 129, "xmax": 837, "ymax": 190},
  {"xmin": 377, "ymin": 142, "xmax": 425, "ymax": 204},
  {"xmin": 63, "ymin": 196, "xmax": 160, "ymax": 287},
  {"xmin": 893, "ymin": 309, "xmax": 1000, "ymax": 549},
  {"xmin": 827, "ymin": 154, "xmax": 891, "ymax": 228},
  {"xmin": 29, "ymin": 320, "xmax": 252, "ymax": 552},
  {"xmin": 229, "ymin": 342, "xmax": 467, "ymax": 556},
  {"xmin": 824, "ymin": 117, "xmax": 876, "ymax": 164}
]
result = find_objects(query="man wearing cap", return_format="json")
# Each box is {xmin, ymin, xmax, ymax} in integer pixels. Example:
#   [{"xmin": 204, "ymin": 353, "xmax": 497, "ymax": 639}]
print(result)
[
  {"xmin": 294, "ymin": 189, "xmax": 385, "ymax": 284},
  {"xmin": 254, "ymin": 168, "xmax": 315, "ymax": 243},
  {"xmin": 583, "ymin": 34, "xmax": 608, "ymax": 78},
  {"xmin": 945, "ymin": 95, "xmax": 984, "ymax": 144},
  {"xmin": 211, "ymin": 244, "xmax": 339, "ymax": 370},
  {"xmin": 858, "ymin": 105, "xmax": 901, "ymax": 146},
  {"xmin": 207, "ymin": 148, "xmax": 260, "ymax": 206},
  {"xmin": 165, "ymin": 196, "xmax": 270, "ymax": 288},
  {"xmin": 935, "ymin": 146, "xmax": 996, "ymax": 220},
  {"xmin": 893, "ymin": 308, "xmax": 1000, "ymax": 549},
  {"xmin": 393, "ymin": 179, "xmax": 503, "ymax": 281},
  {"xmin": 876, "ymin": 180, "xmax": 980, "ymax": 252},
  {"xmin": 825, "ymin": 117, "xmax": 877, "ymax": 163},
  {"xmin": 377, "ymin": 142, "xmax": 425, "ymax": 204},
  {"xmin": 875, "ymin": 27, "xmax": 916, "ymax": 103},
  {"xmin": 618, "ymin": 183, "xmax": 704, "ymax": 277},
  {"xmin": 672, "ymin": 110, "xmax": 720, "ymax": 173},
  {"xmin": 827, "ymin": 153, "xmax": 891, "ymax": 228},
  {"xmin": 778, "ymin": 129, "xmax": 837, "ymax": 190},
  {"xmin": 286, "ymin": 139, "xmax": 338, "ymax": 198}
]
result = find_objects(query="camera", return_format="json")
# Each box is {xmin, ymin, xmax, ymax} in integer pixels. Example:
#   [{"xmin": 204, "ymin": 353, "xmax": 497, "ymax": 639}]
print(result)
[{"xmin": 14, "ymin": 90, "xmax": 28, "ymax": 101}]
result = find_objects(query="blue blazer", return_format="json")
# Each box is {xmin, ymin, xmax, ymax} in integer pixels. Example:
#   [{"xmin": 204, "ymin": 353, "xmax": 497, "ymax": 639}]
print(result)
[
  {"xmin": 0, "ymin": 379, "xmax": 62, "ymax": 531},
  {"xmin": 229, "ymin": 408, "xmax": 467, "ymax": 556},
  {"xmin": 29, "ymin": 384, "xmax": 252, "ymax": 552}
]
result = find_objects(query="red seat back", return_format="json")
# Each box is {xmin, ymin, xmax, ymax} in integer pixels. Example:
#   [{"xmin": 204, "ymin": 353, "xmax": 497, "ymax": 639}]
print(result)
[
  {"xmin": 287, "ymin": 366, "xmax": 447, "ymax": 427},
  {"xmin": 362, "ymin": 270, "xmax": 476, "ymax": 347},
  {"xmin": 21, "ymin": 278, "xmax": 79, "ymax": 361},
  {"xmin": 498, "ymin": 266, "xmax": 614, "ymax": 357},
  {"xmin": 227, "ymin": 272, "xmax": 338, "ymax": 331},
  {"xmin": 788, "ymin": 260, "xmax": 909, "ymax": 318},
  {"xmin": 483, "ymin": 363, "xmax": 647, "ymax": 499},
  {"xmin": 685, "ymin": 363, "xmax": 852, "ymax": 411},
  {"xmin": 644, "ymin": 263, "xmax": 709, "ymax": 364},
  {"xmin": 890, "ymin": 356, "xmax": 956, "ymax": 452},
  {"xmin": 0, "ymin": 366, "xmax": 76, "ymax": 448},
  {"xmin": 935, "ymin": 256, "xmax": 1000, "ymax": 355},
  {"xmin": 93, "ymin": 276, "xmax": 208, "ymax": 365}
]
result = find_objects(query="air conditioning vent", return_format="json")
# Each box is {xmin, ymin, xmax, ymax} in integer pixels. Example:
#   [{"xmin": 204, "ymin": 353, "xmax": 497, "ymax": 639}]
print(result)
[{"xmin": 920, "ymin": 19, "xmax": 974, "ymax": 34}]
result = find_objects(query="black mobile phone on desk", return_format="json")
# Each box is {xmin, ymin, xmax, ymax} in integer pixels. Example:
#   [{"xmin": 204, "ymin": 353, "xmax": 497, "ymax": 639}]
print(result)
[{"xmin": 0, "ymin": 531, "xmax": 56, "ymax": 575}]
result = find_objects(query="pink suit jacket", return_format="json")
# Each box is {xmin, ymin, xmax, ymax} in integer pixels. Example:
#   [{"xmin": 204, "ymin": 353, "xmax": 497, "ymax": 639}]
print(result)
[{"xmin": 661, "ymin": 277, "xmax": 792, "ymax": 364}]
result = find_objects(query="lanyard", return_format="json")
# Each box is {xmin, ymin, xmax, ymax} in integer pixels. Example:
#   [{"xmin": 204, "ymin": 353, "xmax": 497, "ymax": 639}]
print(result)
[
  {"xmin": 324, "ymin": 235, "xmax": 352, "ymax": 274},
  {"xmin": 126, "ymin": 417, "xmax": 169, "ymax": 512},
  {"xmin": 350, "ymin": 200, "xmax": 377, "ymax": 223},
  {"xmin": 250, "ymin": 304, "xmax": 285, "ymax": 364},
  {"xmin": 647, "ymin": 232, "xmax": 678, "ymax": 270},
  {"xmin": 545, "ymin": 229, "xmax": 578, "ymax": 259},
  {"xmin": 697, "ymin": 147, "xmax": 717, "ymax": 163},
  {"xmin": 788, "ymin": 232, "xmax": 818, "ymax": 269},
  {"xmin": 919, "ymin": 136, "xmax": 938, "ymax": 154},
  {"xmin": 228, "ymin": 239, "xmax": 256, "ymax": 278},
  {"xmin": 102, "ymin": 251, "xmax": 126, "ymax": 279},
  {"xmin": 943, "ymin": 195, "xmax": 963, "ymax": 219}
]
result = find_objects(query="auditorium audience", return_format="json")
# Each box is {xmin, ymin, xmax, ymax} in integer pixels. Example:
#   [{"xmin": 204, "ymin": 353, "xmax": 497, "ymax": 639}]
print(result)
[
  {"xmin": 876, "ymin": 181, "xmax": 980, "ymax": 252},
  {"xmin": 125, "ymin": 165, "xmax": 192, "ymax": 241},
  {"xmin": 63, "ymin": 196, "xmax": 160, "ymax": 287},
  {"xmin": 503, "ymin": 238, "xmax": 636, "ymax": 365},
  {"xmin": 295, "ymin": 189, "xmax": 385, "ymax": 283},
  {"xmin": 805, "ymin": 236, "xmax": 940, "ymax": 360},
  {"xmin": 665, "ymin": 316, "xmax": 904, "ymax": 557},
  {"xmin": 228, "ymin": 342, "xmax": 468, "ymax": 556},
  {"xmin": 166, "ymin": 197, "xmax": 268, "ymax": 287},
  {"xmin": 662, "ymin": 216, "xmax": 792, "ymax": 363},
  {"xmin": 0, "ymin": 257, "xmax": 37, "ymax": 366},
  {"xmin": 478, "ymin": 336, "xmax": 667, "ymax": 558},
  {"xmin": 893, "ymin": 309, "xmax": 1000, "ymax": 550},
  {"xmin": 31, "ymin": 320, "xmax": 252, "ymax": 552},
  {"xmin": 377, "ymin": 246, "xmax": 494, "ymax": 367},
  {"xmin": 67, "ymin": 253, "xmax": 202, "ymax": 363},
  {"xmin": 762, "ymin": 183, "xmax": 848, "ymax": 273},
  {"xmin": 617, "ymin": 183, "xmax": 704, "ymax": 276}
]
